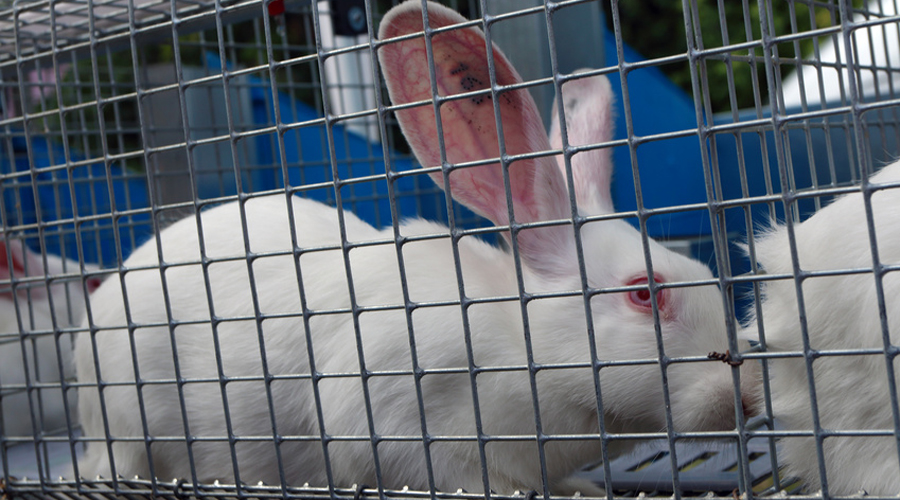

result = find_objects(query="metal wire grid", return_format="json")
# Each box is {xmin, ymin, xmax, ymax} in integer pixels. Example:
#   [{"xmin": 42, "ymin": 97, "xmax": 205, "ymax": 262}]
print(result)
[
  {"xmin": 701, "ymin": 1, "xmax": 900, "ymax": 497},
  {"xmin": 0, "ymin": 0, "xmax": 484, "ymax": 266},
  {"xmin": 0, "ymin": 0, "xmax": 256, "ymax": 63},
  {"xmin": 746, "ymin": 2, "xmax": 900, "ymax": 497},
  {"xmin": 0, "ymin": 0, "xmax": 898, "ymax": 498}
]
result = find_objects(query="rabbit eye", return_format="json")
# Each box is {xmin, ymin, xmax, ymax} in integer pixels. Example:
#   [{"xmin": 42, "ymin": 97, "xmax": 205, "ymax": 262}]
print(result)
[{"xmin": 625, "ymin": 276, "xmax": 666, "ymax": 313}]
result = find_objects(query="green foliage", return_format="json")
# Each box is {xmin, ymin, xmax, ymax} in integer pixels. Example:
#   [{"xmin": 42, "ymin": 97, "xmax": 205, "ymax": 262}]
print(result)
[{"xmin": 603, "ymin": 0, "xmax": 864, "ymax": 112}]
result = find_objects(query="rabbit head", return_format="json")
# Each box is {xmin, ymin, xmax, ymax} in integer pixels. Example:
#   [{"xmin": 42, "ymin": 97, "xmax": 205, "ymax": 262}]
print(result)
[
  {"xmin": 0, "ymin": 238, "xmax": 101, "ymax": 331},
  {"xmin": 378, "ymin": 0, "xmax": 757, "ymax": 438},
  {"xmin": 0, "ymin": 238, "xmax": 101, "ymax": 437}
]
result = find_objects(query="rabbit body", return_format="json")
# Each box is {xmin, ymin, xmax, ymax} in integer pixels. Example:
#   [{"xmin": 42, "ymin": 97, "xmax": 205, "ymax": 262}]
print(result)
[
  {"xmin": 1, "ymin": 242, "xmax": 98, "ymax": 437},
  {"xmin": 77, "ymin": 193, "xmax": 741, "ymax": 493},
  {"xmin": 77, "ymin": 195, "xmax": 527, "ymax": 489},
  {"xmin": 76, "ymin": 0, "xmax": 753, "ymax": 493},
  {"xmin": 747, "ymin": 160, "xmax": 900, "ymax": 494}
]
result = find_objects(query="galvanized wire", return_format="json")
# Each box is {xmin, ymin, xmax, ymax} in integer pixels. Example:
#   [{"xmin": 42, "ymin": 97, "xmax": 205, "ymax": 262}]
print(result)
[{"xmin": 1, "ymin": 0, "xmax": 900, "ymax": 498}]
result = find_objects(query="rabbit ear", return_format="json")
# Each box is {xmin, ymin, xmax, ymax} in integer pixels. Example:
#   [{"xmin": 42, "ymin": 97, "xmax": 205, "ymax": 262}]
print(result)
[
  {"xmin": 378, "ymin": 1, "xmax": 574, "ymax": 274},
  {"xmin": 0, "ymin": 240, "xmax": 47, "ymax": 299},
  {"xmin": 548, "ymin": 73, "xmax": 616, "ymax": 214}
]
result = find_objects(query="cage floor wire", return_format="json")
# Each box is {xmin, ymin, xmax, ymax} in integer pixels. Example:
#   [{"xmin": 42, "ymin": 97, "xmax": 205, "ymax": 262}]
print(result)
[{"xmin": 1, "ymin": 435, "xmax": 799, "ymax": 497}]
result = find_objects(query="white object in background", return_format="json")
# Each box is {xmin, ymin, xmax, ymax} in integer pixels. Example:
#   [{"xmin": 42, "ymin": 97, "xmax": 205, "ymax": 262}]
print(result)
[
  {"xmin": 780, "ymin": 0, "xmax": 900, "ymax": 108},
  {"xmin": 317, "ymin": 1, "xmax": 379, "ymax": 143}
]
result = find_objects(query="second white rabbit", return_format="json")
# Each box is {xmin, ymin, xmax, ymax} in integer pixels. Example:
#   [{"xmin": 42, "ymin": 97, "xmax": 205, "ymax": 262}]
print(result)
[{"xmin": 744, "ymin": 160, "xmax": 900, "ymax": 495}]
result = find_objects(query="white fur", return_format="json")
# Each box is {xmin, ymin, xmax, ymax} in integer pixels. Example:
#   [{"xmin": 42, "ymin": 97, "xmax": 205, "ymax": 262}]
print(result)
[
  {"xmin": 744, "ymin": 160, "xmax": 900, "ymax": 494},
  {"xmin": 75, "ymin": 1, "xmax": 754, "ymax": 493},
  {"xmin": 1, "ymin": 241, "xmax": 98, "ymax": 437}
]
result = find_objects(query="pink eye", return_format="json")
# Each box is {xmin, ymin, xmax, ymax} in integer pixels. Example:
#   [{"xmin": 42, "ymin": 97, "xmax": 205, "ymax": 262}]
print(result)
[
  {"xmin": 625, "ymin": 276, "xmax": 666, "ymax": 313},
  {"xmin": 86, "ymin": 276, "xmax": 103, "ymax": 294}
]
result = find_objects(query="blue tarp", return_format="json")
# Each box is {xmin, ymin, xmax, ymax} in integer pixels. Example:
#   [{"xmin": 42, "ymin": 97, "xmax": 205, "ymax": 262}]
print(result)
[
  {"xmin": 1, "ymin": 52, "xmax": 485, "ymax": 267},
  {"xmin": 9, "ymin": 31, "xmax": 888, "ymax": 267},
  {"xmin": 603, "ymin": 29, "xmax": 713, "ymax": 239},
  {"xmin": 0, "ymin": 134, "xmax": 152, "ymax": 267},
  {"xmin": 207, "ymin": 50, "xmax": 484, "ymax": 231}
]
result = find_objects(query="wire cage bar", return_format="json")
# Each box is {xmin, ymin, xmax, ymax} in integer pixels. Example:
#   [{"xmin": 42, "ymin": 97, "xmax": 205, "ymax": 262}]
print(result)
[{"xmin": 0, "ymin": 0, "xmax": 899, "ymax": 499}]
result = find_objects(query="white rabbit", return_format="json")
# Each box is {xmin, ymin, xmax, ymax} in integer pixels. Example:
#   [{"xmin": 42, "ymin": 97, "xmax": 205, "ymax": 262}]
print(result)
[
  {"xmin": 744, "ymin": 160, "xmax": 900, "ymax": 494},
  {"xmin": 1, "ymin": 239, "xmax": 100, "ymax": 438},
  {"xmin": 75, "ymin": 1, "xmax": 755, "ymax": 493}
]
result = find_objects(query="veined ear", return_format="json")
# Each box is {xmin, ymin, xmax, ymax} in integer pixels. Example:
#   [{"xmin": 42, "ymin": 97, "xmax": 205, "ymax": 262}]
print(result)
[
  {"xmin": 549, "ymin": 72, "xmax": 616, "ymax": 214},
  {"xmin": 378, "ymin": 1, "xmax": 576, "ymax": 276}
]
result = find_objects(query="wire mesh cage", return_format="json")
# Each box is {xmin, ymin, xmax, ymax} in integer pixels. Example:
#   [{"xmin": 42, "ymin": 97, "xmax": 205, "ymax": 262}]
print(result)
[{"xmin": 1, "ymin": 0, "xmax": 899, "ymax": 498}]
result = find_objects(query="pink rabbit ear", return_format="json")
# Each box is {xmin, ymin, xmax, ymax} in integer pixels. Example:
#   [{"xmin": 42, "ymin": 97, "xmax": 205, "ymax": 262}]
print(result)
[
  {"xmin": 378, "ymin": 1, "xmax": 574, "ymax": 274},
  {"xmin": 549, "ymin": 72, "xmax": 616, "ymax": 214}
]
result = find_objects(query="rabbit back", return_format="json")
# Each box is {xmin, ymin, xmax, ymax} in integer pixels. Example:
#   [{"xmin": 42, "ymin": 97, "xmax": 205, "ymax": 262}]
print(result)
[{"xmin": 749, "ymin": 161, "xmax": 900, "ymax": 494}]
